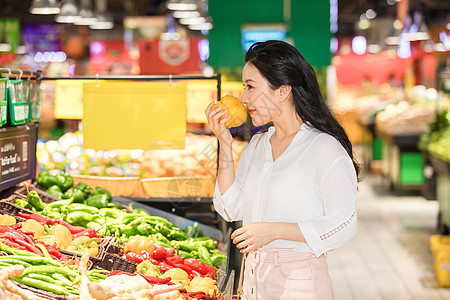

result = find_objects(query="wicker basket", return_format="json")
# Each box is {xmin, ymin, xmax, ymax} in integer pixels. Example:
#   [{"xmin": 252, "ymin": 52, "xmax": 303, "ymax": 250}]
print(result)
[
  {"xmin": 13, "ymin": 184, "xmax": 61, "ymax": 204},
  {"xmin": 141, "ymin": 175, "xmax": 215, "ymax": 198},
  {"xmin": 72, "ymin": 175, "xmax": 143, "ymax": 197},
  {"xmin": 93, "ymin": 253, "xmax": 137, "ymax": 273},
  {"xmin": 0, "ymin": 201, "xmax": 33, "ymax": 216}
]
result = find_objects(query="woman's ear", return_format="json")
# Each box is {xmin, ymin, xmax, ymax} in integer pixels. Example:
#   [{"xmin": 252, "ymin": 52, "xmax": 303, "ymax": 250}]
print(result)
[{"xmin": 278, "ymin": 85, "xmax": 292, "ymax": 102}]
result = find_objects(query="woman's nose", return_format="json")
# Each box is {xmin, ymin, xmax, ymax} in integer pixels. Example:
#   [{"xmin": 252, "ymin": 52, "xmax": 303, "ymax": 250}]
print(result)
[{"xmin": 241, "ymin": 91, "xmax": 248, "ymax": 105}]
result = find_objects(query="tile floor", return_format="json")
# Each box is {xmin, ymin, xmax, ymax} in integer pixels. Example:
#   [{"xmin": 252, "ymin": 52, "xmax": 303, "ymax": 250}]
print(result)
[{"xmin": 327, "ymin": 173, "xmax": 450, "ymax": 300}]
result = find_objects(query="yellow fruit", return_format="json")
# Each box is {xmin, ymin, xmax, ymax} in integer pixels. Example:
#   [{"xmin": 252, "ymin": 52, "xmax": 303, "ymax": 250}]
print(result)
[
  {"xmin": 20, "ymin": 219, "xmax": 44, "ymax": 239},
  {"xmin": 211, "ymin": 95, "xmax": 247, "ymax": 128}
]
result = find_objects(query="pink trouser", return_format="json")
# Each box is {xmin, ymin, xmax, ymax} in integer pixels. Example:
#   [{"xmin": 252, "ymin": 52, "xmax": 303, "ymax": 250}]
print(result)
[{"xmin": 242, "ymin": 250, "xmax": 334, "ymax": 300}]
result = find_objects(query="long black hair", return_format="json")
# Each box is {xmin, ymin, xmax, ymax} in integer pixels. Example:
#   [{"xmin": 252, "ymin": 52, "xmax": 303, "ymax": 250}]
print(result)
[{"xmin": 245, "ymin": 40, "xmax": 360, "ymax": 179}]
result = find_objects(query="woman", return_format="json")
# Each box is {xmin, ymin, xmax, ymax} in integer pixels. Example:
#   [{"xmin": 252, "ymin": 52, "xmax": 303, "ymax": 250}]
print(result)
[{"xmin": 205, "ymin": 40, "xmax": 359, "ymax": 300}]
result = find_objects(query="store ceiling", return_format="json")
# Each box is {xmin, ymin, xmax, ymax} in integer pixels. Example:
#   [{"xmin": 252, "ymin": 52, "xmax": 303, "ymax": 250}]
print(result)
[{"xmin": 1, "ymin": 0, "xmax": 449, "ymax": 37}]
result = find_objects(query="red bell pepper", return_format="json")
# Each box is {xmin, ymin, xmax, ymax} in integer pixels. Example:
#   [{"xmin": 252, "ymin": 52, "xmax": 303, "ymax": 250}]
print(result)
[
  {"xmin": 152, "ymin": 247, "xmax": 167, "ymax": 260},
  {"xmin": 184, "ymin": 258, "xmax": 209, "ymax": 275},
  {"xmin": 153, "ymin": 244, "xmax": 175, "ymax": 257},
  {"xmin": 140, "ymin": 250, "xmax": 152, "ymax": 261},
  {"xmin": 166, "ymin": 255, "xmax": 184, "ymax": 265},
  {"xmin": 56, "ymin": 220, "xmax": 86, "ymax": 234},
  {"xmin": 159, "ymin": 261, "xmax": 174, "ymax": 273},
  {"xmin": 125, "ymin": 252, "xmax": 144, "ymax": 263},
  {"xmin": 204, "ymin": 264, "xmax": 217, "ymax": 279},
  {"xmin": 72, "ymin": 227, "xmax": 102, "ymax": 239},
  {"xmin": 190, "ymin": 270, "xmax": 202, "ymax": 277},
  {"xmin": 173, "ymin": 263, "xmax": 192, "ymax": 275}
]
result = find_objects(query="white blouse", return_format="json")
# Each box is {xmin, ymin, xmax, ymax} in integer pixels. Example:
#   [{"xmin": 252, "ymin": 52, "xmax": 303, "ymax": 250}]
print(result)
[{"xmin": 213, "ymin": 123, "xmax": 358, "ymax": 257}]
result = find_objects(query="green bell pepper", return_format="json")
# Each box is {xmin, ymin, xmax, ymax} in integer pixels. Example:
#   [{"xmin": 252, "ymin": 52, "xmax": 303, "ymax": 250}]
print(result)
[
  {"xmin": 55, "ymin": 172, "xmax": 74, "ymax": 193},
  {"xmin": 36, "ymin": 171, "xmax": 57, "ymax": 189},
  {"xmin": 86, "ymin": 194, "xmax": 109, "ymax": 208},
  {"xmin": 92, "ymin": 186, "xmax": 112, "ymax": 201},
  {"xmin": 62, "ymin": 188, "xmax": 85, "ymax": 203},
  {"xmin": 25, "ymin": 184, "xmax": 45, "ymax": 211},
  {"xmin": 74, "ymin": 182, "xmax": 93, "ymax": 199},
  {"xmin": 46, "ymin": 185, "xmax": 63, "ymax": 199}
]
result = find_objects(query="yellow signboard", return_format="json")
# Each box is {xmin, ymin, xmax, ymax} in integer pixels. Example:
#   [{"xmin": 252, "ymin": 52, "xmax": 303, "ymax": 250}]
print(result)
[
  {"xmin": 83, "ymin": 81, "xmax": 186, "ymax": 150},
  {"xmin": 186, "ymin": 81, "xmax": 244, "ymax": 123},
  {"xmin": 54, "ymin": 80, "xmax": 97, "ymax": 119}
]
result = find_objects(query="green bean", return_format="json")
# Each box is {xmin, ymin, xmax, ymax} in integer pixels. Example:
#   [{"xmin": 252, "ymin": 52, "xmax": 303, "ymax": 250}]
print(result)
[
  {"xmin": 26, "ymin": 273, "xmax": 62, "ymax": 286},
  {"xmin": 22, "ymin": 266, "xmax": 79, "ymax": 278},
  {"xmin": 52, "ymin": 273, "xmax": 74, "ymax": 286},
  {"xmin": 13, "ymin": 277, "xmax": 70, "ymax": 295},
  {"xmin": 0, "ymin": 258, "xmax": 32, "ymax": 267},
  {"xmin": 0, "ymin": 255, "xmax": 61, "ymax": 267}
]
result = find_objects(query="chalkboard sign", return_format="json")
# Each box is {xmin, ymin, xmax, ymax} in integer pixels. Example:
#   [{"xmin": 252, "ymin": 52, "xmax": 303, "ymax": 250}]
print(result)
[{"xmin": 0, "ymin": 124, "xmax": 38, "ymax": 191}]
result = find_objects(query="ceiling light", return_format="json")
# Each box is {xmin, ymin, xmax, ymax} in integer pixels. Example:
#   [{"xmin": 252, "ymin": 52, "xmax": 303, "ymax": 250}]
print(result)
[
  {"xmin": 89, "ymin": 0, "xmax": 114, "ymax": 30},
  {"xmin": 188, "ymin": 23, "xmax": 213, "ymax": 31},
  {"xmin": 167, "ymin": 0, "xmax": 197, "ymax": 11},
  {"xmin": 75, "ymin": 0, "xmax": 97, "ymax": 26},
  {"xmin": 29, "ymin": 0, "xmax": 60, "ymax": 15},
  {"xmin": 365, "ymin": 9, "xmax": 377, "ymax": 20},
  {"xmin": 173, "ymin": 11, "xmax": 200, "ymax": 18},
  {"xmin": 179, "ymin": 17, "xmax": 206, "ymax": 25},
  {"xmin": 56, "ymin": 0, "xmax": 81, "ymax": 23}
]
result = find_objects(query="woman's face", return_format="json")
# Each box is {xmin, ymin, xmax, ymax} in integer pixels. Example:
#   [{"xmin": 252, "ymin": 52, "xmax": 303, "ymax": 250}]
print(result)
[{"xmin": 241, "ymin": 63, "xmax": 280, "ymax": 127}]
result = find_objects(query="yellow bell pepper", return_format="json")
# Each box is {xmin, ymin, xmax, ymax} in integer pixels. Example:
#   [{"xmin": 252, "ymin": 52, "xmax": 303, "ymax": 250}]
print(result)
[
  {"xmin": 123, "ymin": 236, "xmax": 155, "ymax": 254},
  {"xmin": 136, "ymin": 260, "xmax": 160, "ymax": 277},
  {"xmin": 19, "ymin": 219, "xmax": 44, "ymax": 238},
  {"xmin": 37, "ymin": 235, "xmax": 62, "ymax": 248},
  {"xmin": 66, "ymin": 236, "xmax": 99, "ymax": 257},
  {"xmin": 161, "ymin": 268, "xmax": 190, "ymax": 289},
  {"xmin": 49, "ymin": 224, "xmax": 72, "ymax": 249},
  {"xmin": 189, "ymin": 277, "xmax": 218, "ymax": 296},
  {"xmin": 0, "ymin": 214, "xmax": 16, "ymax": 226}
]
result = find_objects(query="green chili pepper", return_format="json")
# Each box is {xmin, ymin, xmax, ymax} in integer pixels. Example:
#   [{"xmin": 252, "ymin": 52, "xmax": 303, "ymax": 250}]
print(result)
[
  {"xmin": 67, "ymin": 203, "xmax": 99, "ymax": 214},
  {"xmin": 146, "ymin": 216, "xmax": 174, "ymax": 228},
  {"xmin": 0, "ymin": 258, "xmax": 32, "ymax": 267},
  {"xmin": 197, "ymin": 245, "xmax": 213, "ymax": 265},
  {"xmin": 148, "ymin": 233, "xmax": 172, "ymax": 248},
  {"xmin": 13, "ymin": 277, "xmax": 71, "ymax": 295},
  {"xmin": 211, "ymin": 254, "xmax": 227, "ymax": 267},
  {"xmin": 86, "ymin": 194, "xmax": 109, "ymax": 208},
  {"xmin": 132, "ymin": 208, "xmax": 151, "ymax": 216},
  {"xmin": 22, "ymin": 265, "xmax": 79, "ymax": 278},
  {"xmin": 52, "ymin": 273, "xmax": 74, "ymax": 286},
  {"xmin": 111, "ymin": 224, "xmax": 139, "ymax": 237},
  {"xmin": 25, "ymin": 184, "xmax": 45, "ymax": 211},
  {"xmin": 36, "ymin": 171, "xmax": 58, "ymax": 189},
  {"xmin": 168, "ymin": 228, "xmax": 188, "ymax": 241},
  {"xmin": 155, "ymin": 223, "xmax": 171, "ymax": 237},
  {"xmin": 55, "ymin": 172, "xmax": 74, "ymax": 193},
  {"xmin": 92, "ymin": 186, "xmax": 112, "ymax": 201},
  {"xmin": 46, "ymin": 185, "xmax": 63, "ymax": 199},
  {"xmin": 0, "ymin": 255, "xmax": 63, "ymax": 267},
  {"xmin": 185, "ymin": 222, "xmax": 203, "ymax": 238},
  {"xmin": 99, "ymin": 208, "xmax": 125, "ymax": 219},
  {"xmin": 14, "ymin": 199, "xmax": 28, "ymax": 208},
  {"xmin": 107, "ymin": 202, "xmax": 125, "ymax": 210},
  {"xmin": 65, "ymin": 211, "xmax": 96, "ymax": 224},
  {"xmin": 26, "ymin": 273, "xmax": 64, "ymax": 286},
  {"xmin": 137, "ymin": 223, "xmax": 156, "ymax": 235},
  {"xmin": 45, "ymin": 197, "xmax": 74, "ymax": 211},
  {"xmin": 177, "ymin": 250, "xmax": 193, "ymax": 259},
  {"xmin": 74, "ymin": 182, "xmax": 93, "ymax": 199}
]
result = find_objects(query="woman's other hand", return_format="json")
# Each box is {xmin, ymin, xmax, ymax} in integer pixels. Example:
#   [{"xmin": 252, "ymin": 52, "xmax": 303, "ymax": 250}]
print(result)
[
  {"xmin": 205, "ymin": 101, "xmax": 232, "ymax": 146},
  {"xmin": 231, "ymin": 222, "xmax": 277, "ymax": 253}
]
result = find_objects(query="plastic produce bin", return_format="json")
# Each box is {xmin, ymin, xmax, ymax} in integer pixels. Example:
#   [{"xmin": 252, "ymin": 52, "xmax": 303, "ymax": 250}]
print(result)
[
  {"xmin": 0, "ymin": 78, "xmax": 7, "ymax": 125},
  {"xmin": 430, "ymin": 235, "xmax": 450, "ymax": 287},
  {"xmin": 7, "ymin": 79, "xmax": 27, "ymax": 125}
]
